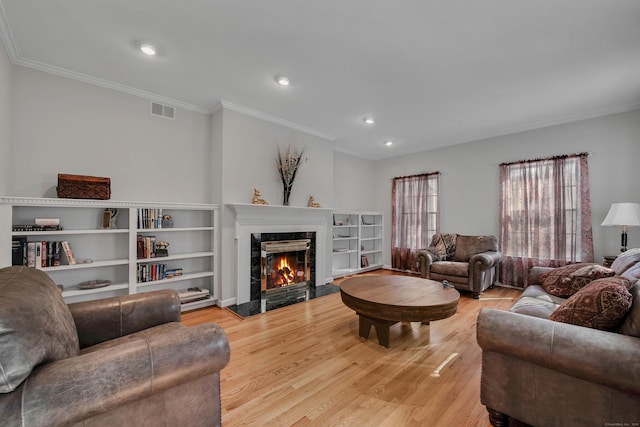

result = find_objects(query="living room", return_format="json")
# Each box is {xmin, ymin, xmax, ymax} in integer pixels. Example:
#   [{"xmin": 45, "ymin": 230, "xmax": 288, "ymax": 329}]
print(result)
[
  {"xmin": 1, "ymin": 2, "xmax": 640, "ymax": 426},
  {"xmin": 2, "ymin": 31, "xmax": 639, "ymax": 304}
]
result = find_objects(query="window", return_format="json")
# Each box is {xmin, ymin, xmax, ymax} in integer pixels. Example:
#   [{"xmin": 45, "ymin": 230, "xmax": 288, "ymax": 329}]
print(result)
[
  {"xmin": 391, "ymin": 173, "xmax": 439, "ymax": 271},
  {"xmin": 499, "ymin": 153, "xmax": 593, "ymax": 288}
]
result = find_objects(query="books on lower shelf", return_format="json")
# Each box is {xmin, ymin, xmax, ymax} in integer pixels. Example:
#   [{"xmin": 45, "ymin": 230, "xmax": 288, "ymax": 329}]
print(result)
[
  {"xmin": 176, "ymin": 287, "xmax": 210, "ymax": 304},
  {"xmin": 137, "ymin": 264, "xmax": 183, "ymax": 283},
  {"xmin": 361, "ymin": 255, "xmax": 369, "ymax": 268}
]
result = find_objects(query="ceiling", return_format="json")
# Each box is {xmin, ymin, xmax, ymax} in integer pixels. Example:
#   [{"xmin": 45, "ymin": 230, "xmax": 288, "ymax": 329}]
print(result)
[{"xmin": 1, "ymin": 1, "xmax": 639, "ymax": 160}]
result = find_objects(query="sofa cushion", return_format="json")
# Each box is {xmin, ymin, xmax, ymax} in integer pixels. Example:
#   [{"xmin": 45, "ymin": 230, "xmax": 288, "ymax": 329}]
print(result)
[
  {"xmin": 451, "ymin": 235, "xmax": 497, "ymax": 262},
  {"xmin": 549, "ymin": 276, "xmax": 633, "ymax": 331},
  {"xmin": 430, "ymin": 260, "xmax": 468, "ymax": 277},
  {"xmin": 619, "ymin": 283, "xmax": 640, "ymax": 338},
  {"xmin": 539, "ymin": 263, "xmax": 615, "ymax": 298},
  {"xmin": 611, "ymin": 248, "xmax": 640, "ymax": 276},
  {"xmin": 510, "ymin": 285, "xmax": 565, "ymax": 318},
  {"xmin": 621, "ymin": 262, "xmax": 640, "ymax": 284},
  {"xmin": 0, "ymin": 266, "xmax": 79, "ymax": 393}
]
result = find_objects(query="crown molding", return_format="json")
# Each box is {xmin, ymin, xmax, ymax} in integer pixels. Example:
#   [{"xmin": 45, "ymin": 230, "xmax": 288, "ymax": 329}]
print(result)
[
  {"xmin": 0, "ymin": 1, "xmax": 17, "ymax": 62},
  {"xmin": 215, "ymin": 100, "xmax": 336, "ymax": 142},
  {"xmin": 0, "ymin": 7, "xmax": 209, "ymax": 114},
  {"xmin": 13, "ymin": 56, "xmax": 210, "ymax": 114}
]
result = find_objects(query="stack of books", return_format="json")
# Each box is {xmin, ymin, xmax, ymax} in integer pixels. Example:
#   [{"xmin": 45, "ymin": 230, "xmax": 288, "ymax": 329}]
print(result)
[{"xmin": 176, "ymin": 287, "xmax": 210, "ymax": 304}]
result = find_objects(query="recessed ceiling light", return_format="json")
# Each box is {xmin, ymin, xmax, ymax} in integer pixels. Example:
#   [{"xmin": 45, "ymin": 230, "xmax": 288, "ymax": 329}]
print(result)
[
  {"xmin": 363, "ymin": 117, "xmax": 375, "ymax": 125},
  {"xmin": 139, "ymin": 43, "xmax": 157, "ymax": 56},
  {"xmin": 275, "ymin": 75, "xmax": 290, "ymax": 86},
  {"xmin": 384, "ymin": 140, "xmax": 394, "ymax": 146}
]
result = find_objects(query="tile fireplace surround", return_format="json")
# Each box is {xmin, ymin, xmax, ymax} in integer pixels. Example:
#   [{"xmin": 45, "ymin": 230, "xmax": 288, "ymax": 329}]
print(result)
[{"xmin": 228, "ymin": 203, "xmax": 334, "ymax": 306}]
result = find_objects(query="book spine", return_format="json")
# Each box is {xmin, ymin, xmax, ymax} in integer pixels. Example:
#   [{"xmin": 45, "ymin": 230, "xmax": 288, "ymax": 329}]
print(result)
[
  {"xmin": 61, "ymin": 241, "xmax": 76, "ymax": 265},
  {"xmin": 53, "ymin": 242, "xmax": 61, "ymax": 266},
  {"xmin": 27, "ymin": 242, "xmax": 36, "ymax": 267},
  {"xmin": 35, "ymin": 243, "xmax": 42, "ymax": 269},
  {"xmin": 11, "ymin": 237, "xmax": 27, "ymax": 266}
]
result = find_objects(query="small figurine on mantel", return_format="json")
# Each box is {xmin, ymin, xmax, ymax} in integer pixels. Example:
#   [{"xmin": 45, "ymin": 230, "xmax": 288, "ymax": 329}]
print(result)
[
  {"xmin": 307, "ymin": 195, "xmax": 322, "ymax": 208},
  {"xmin": 252, "ymin": 188, "xmax": 269, "ymax": 205}
]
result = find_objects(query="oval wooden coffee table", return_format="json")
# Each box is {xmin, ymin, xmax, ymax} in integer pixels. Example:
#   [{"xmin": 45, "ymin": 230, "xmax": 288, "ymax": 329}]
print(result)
[{"xmin": 340, "ymin": 275, "xmax": 460, "ymax": 348}]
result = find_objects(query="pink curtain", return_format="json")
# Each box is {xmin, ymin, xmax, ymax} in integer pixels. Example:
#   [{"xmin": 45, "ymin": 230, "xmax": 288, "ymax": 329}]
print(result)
[
  {"xmin": 392, "ymin": 173, "xmax": 439, "ymax": 272},
  {"xmin": 499, "ymin": 153, "xmax": 593, "ymax": 288}
]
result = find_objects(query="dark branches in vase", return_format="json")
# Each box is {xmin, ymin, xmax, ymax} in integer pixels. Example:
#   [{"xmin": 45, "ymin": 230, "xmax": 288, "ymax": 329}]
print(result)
[{"xmin": 276, "ymin": 145, "xmax": 306, "ymax": 206}]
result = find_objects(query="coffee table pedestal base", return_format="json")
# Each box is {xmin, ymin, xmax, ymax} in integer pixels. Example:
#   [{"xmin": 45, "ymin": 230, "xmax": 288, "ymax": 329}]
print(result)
[{"xmin": 357, "ymin": 314, "xmax": 398, "ymax": 348}]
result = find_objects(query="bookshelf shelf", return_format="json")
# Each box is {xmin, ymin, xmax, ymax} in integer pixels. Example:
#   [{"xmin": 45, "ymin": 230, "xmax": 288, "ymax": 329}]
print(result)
[
  {"xmin": 332, "ymin": 211, "xmax": 383, "ymax": 279},
  {"xmin": 136, "ymin": 226, "xmax": 214, "ymax": 233},
  {"xmin": 1, "ymin": 197, "xmax": 219, "ymax": 311},
  {"xmin": 63, "ymin": 282, "xmax": 129, "ymax": 297},
  {"xmin": 40, "ymin": 259, "xmax": 129, "ymax": 271},
  {"xmin": 136, "ymin": 251, "xmax": 214, "ymax": 263},
  {"xmin": 136, "ymin": 271, "xmax": 214, "ymax": 288},
  {"xmin": 12, "ymin": 229, "xmax": 129, "ymax": 236}
]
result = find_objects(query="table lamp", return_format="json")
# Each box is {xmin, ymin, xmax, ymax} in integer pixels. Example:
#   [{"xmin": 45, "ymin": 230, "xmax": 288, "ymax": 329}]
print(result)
[{"xmin": 601, "ymin": 202, "xmax": 640, "ymax": 252}]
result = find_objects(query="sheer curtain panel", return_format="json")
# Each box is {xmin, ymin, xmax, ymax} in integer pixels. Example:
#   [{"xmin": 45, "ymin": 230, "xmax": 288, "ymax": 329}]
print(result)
[
  {"xmin": 392, "ymin": 173, "xmax": 439, "ymax": 272},
  {"xmin": 499, "ymin": 153, "xmax": 593, "ymax": 288}
]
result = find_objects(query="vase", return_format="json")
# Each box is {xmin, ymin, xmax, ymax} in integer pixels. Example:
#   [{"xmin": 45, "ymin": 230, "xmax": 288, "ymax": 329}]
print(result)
[{"xmin": 282, "ymin": 184, "xmax": 292, "ymax": 206}]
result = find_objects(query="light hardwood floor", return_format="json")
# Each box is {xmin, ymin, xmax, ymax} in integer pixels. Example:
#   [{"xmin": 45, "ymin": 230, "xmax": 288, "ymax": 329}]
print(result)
[{"xmin": 181, "ymin": 271, "xmax": 521, "ymax": 427}]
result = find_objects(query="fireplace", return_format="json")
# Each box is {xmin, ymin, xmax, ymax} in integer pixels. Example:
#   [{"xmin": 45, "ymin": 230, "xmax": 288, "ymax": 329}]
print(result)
[{"xmin": 251, "ymin": 232, "xmax": 316, "ymax": 312}]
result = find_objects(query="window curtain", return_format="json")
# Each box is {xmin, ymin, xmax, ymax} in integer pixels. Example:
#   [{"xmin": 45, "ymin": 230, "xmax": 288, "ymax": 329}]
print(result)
[
  {"xmin": 392, "ymin": 173, "xmax": 439, "ymax": 272},
  {"xmin": 499, "ymin": 153, "xmax": 593, "ymax": 288}
]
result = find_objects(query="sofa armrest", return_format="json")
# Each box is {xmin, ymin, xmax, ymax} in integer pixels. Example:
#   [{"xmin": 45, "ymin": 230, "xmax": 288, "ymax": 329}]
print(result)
[
  {"xmin": 68, "ymin": 289, "xmax": 181, "ymax": 348},
  {"xmin": 417, "ymin": 249, "xmax": 434, "ymax": 278},
  {"xmin": 477, "ymin": 308, "xmax": 640, "ymax": 395},
  {"xmin": 469, "ymin": 251, "xmax": 501, "ymax": 270},
  {"xmin": 9, "ymin": 323, "xmax": 229, "ymax": 427}
]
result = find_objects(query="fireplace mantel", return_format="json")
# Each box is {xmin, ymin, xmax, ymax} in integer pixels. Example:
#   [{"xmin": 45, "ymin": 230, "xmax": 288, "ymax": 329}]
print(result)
[
  {"xmin": 227, "ymin": 203, "xmax": 333, "ymax": 305},
  {"xmin": 229, "ymin": 203, "xmax": 333, "ymax": 224}
]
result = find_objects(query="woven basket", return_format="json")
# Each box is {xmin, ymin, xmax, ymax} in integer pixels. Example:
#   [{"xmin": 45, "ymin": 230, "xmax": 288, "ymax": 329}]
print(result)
[{"xmin": 57, "ymin": 174, "xmax": 111, "ymax": 200}]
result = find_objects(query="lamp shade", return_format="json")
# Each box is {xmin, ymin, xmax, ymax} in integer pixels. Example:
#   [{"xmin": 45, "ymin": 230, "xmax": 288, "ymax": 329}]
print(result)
[{"xmin": 601, "ymin": 202, "xmax": 640, "ymax": 227}]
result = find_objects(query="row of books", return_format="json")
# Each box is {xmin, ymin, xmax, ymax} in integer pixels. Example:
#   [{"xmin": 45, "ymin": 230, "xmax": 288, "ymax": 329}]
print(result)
[
  {"xmin": 137, "ymin": 235, "xmax": 166, "ymax": 259},
  {"xmin": 137, "ymin": 263, "xmax": 183, "ymax": 283},
  {"xmin": 12, "ymin": 238, "xmax": 75, "ymax": 268},
  {"xmin": 138, "ymin": 208, "xmax": 164, "ymax": 229}
]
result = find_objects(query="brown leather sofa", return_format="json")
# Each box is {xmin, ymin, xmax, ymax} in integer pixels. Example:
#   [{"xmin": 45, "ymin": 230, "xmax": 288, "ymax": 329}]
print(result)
[
  {"xmin": 417, "ymin": 234, "xmax": 502, "ymax": 298},
  {"xmin": 477, "ymin": 251, "xmax": 640, "ymax": 426},
  {"xmin": 0, "ymin": 266, "xmax": 230, "ymax": 427}
]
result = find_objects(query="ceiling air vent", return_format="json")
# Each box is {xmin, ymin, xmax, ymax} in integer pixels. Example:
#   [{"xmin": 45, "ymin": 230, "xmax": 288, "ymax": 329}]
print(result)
[{"xmin": 150, "ymin": 102, "xmax": 175, "ymax": 119}]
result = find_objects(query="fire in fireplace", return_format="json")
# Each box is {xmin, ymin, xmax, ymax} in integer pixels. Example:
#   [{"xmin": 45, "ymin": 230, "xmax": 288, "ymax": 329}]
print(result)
[{"xmin": 260, "ymin": 239, "xmax": 311, "ymax": 312}]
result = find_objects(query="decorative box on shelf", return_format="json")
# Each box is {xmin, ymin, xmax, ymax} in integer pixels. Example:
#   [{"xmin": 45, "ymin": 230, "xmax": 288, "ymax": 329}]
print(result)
[{"xmin": 56, "ymin": 174, "xmax": 111, "ymax": 200}]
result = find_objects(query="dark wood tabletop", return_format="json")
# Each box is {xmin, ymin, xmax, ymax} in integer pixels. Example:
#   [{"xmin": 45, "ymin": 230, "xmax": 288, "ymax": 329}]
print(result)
[{"xmin": 340, "ymin": 274, "xmax": 460, "ymax": 347}]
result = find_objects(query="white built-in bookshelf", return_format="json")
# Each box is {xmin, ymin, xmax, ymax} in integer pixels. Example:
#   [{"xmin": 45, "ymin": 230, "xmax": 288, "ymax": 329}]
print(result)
[
  {"xmin": 332, "ymin": 211, "xmax": 383, "ymax": 278},
  {"xmin": 0, "ymin": 197, "xmax": 218, "ymax": 311}
]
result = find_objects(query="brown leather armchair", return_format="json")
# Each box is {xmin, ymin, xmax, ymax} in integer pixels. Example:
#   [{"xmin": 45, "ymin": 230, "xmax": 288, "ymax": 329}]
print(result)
[
  {"xmin": 417, "ymin": 234, "xmax": 502, "ymax": 298},
  {"xmin": 0, "ymin": 266, "xmax": 230, "ymax": 427}
]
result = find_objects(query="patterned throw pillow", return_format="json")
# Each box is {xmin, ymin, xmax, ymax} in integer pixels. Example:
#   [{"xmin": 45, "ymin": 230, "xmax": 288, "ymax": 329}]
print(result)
[
  {"xmin": 429, "ymin": 233, "xmax": 457, "ymax": 261},
  {"xmin": 549, "ymin": 276, "xmax": 633, "ymax": 331},
  {"xmin": 539, "ymin": 263, "xmax": 615, "ymax": 298}
]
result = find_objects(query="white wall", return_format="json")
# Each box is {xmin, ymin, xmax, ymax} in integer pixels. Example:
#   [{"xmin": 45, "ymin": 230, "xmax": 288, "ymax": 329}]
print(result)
[
  {"xmin": 6, "ymin": 59, "xmax": 640, "ymax": 303},
  {"xmin": 373, "ymin": 110, "xmax": 640, "ymax": 267},
  {"xmin": 333, "ymin": 151, "xmax": 376, "ymax": 211},
  {"xmin": 9, "ymin": 67, "xmax": 213, "ymax": 203},
  {"xmin": 218, "ymin": 108, "xmax": 335, "ymax": 304},
  {"xmin": 0, "ymin": 40, "xmax": 11, "ymax": 195},
  {"xmin": 220, "ymin": 108, "xmax": 334, "ymax": 207}
]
